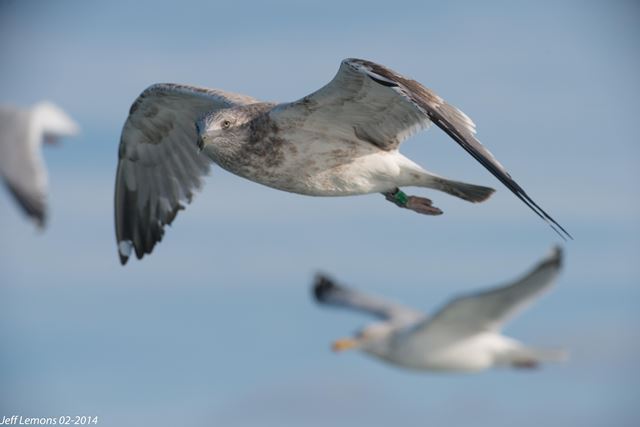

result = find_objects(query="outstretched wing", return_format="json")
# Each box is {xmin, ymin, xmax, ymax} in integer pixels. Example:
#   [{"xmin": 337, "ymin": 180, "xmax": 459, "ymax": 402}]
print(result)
[
  {"xmin": 0, "ymin": 106, "xmax": 48, "ymax": 226},
  {"xmin": 114, "ymin": 83, "xmax": 258, "ymax": 264},
  {"xmin": 313, "ymin": 274, "xmax": 424, "ymax": 324},
  {"xmin": 271, "ymin": 58, "xmax": 570, "ymax": 239},
  {"xmin": 415, "ymin": 246, "xmax": 563, "ymax": 338}
]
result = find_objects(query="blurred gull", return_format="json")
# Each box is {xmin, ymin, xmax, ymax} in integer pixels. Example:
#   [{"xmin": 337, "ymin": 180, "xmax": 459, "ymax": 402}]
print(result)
[
  {"xmin": 115, "ymin": 58, "xmax": 570, "ymax": 264},
  {"xmin": 313, "ymin": 247, "xmax": 567, "ymax": 373},
  {"xmin": 0, "ymin": 101, "xmax": 79, "ymax": 227}
]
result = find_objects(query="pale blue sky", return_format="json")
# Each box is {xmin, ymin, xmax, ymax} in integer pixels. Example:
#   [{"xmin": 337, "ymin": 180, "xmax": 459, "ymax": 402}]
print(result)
[{"xmin": 1, "ymin": 1, "xmax": 639, "ymax": 426}]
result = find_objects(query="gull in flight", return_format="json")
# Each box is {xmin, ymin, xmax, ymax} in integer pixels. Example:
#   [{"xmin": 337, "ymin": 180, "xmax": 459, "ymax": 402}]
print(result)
[
  {"xmin": 115, "ymin": 58, "xmax": 570, "ymax": 264},
  {"xmin": 0, "ymin": 101, "xmax": 79, "ymax": 227},
  {"xmin": 313, "ymin": 247, "xmax": 566, "ymax": 373}
]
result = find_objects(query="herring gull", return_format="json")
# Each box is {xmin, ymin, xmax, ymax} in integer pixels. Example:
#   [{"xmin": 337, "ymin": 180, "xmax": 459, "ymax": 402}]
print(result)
[
  {"xmin": 313, "ymin": 247, "xmax": 566, "ymax": 373},
  {"xmin": 0, "ymin": 101, "xmax": 79, "ymax": 227},
  {"xmin": 114, "ymin": 58, "xmax": 570, "ymax": 264}
]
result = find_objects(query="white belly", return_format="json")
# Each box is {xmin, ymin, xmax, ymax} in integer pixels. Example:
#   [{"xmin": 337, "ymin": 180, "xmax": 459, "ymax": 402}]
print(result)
[
  {"xmin": 261, "ymin": 137, "xmax": 424, "ymax": 196},
  {"xmin": 205, "ymin": 127, "xmax": 429, "ymax": 196},
  {"xmin": 378, "ymin": 333, "xmax": 514, "ymax": 373}
]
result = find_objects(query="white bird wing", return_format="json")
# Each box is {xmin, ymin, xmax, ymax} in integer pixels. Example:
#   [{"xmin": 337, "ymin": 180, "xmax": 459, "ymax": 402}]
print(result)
[
  {"xmin": 413, "ymin": 247, "xmax": 563, "ymax": 338},
  {"xmin": 0, "ymin": 106, "xmax": 48, "ymax": 226},
  {"xmin": 34, "ymin": 101, "xmax": 80, "ymax": 138},
  {"xmin": 114, "ymin": 83, "xmax": 259, "ymax": 264},
  {"xmin": 313, "ymin": 274, "xmax": 424, "ymax": 324},
  {"xmin": 271, "ymin": 58, "xmax": 570, "ymax": 240}
]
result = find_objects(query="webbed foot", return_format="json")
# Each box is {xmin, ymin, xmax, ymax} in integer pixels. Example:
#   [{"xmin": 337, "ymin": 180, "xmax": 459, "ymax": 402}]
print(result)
[{"xmin": 383, "ymin": 188, "xmax": 443, "ymax": 216}]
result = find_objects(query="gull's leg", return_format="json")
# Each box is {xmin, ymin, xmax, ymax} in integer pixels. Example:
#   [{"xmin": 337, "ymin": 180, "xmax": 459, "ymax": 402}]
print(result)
[{"xmin": 382, "ymin": 188, "xmax": 443, "ymax": 215}]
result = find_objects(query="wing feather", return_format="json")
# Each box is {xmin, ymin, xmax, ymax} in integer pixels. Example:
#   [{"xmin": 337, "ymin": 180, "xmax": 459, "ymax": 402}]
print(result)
[
  {"xmin": 414, "ymin": 247, "xmax": 563, "ymax": 338},
  {"xmin": 114, "ymin": 83, "xmax": 258, "ymax": 264},
  {"xmin": 271, "ymin": 60, "xmax": 428, "ymax": 150},
  {"xmin": 351, "ymin": 59, "xmax": 571, "ymax": 239},
  {"xmin": 272, "ymin": 58, "xmax": 570, "ymax": 239},
  {"xmin": 0, "ymin": 107, "xmax": 48, "ymax": 226},
  {"xmin": 313, "ymin": 274, "xmax": 424, "ymax": 324}
]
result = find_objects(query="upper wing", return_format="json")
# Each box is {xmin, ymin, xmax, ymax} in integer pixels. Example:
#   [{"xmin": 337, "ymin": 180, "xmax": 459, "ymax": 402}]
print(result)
[
  {"xmin": 415, "ymin": 246, "xmax": 563, "ymax": 338},
  {"xmin": 313, "ymin": 274, "xmax": 424, "ymax": 324},
  {"xmin": 271, "ymin": 58, "xmax": 570, "ymax": 240},
  {"xmin": 270, "ymin": 59, "xmax": 429, "ymax": 151},
  {"xmin": 114, "ymin": 83, "xmax": 258, "ymax": 264},
  {"xmin": 0, "ymin": 106, "xmax": 48, "ymax": 226}
]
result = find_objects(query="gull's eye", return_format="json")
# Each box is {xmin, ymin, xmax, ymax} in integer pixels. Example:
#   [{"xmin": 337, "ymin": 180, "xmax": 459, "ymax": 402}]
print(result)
[{"xmin": 221, "ymin": 120, "xmax": 231, "ymax": 129}]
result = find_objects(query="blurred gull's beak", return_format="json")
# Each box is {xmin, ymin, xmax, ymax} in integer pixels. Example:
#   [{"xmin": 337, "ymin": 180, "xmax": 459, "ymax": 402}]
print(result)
[{"xmin": 332, "ymin": 337, "xmax": 361, "ymax": 352}]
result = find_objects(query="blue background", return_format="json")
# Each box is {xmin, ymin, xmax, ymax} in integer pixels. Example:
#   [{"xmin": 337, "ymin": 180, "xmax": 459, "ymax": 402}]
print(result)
[{"xmin": 1, "ymin": 1, "xmax": 638, "ymax": 426}]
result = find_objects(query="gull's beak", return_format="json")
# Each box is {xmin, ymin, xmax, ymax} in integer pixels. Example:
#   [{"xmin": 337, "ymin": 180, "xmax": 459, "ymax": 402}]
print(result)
[{"xmin": 332, "ymin": 337, "xmax": 361, "ymax": 352}]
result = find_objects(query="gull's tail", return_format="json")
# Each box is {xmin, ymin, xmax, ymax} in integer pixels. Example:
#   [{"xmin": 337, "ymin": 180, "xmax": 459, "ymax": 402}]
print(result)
[
  {"xmin": 428, "ymin": 176, "xmax": 496, "ymax": 203},
  {"xmin": 511, "ymin": 347, "xmax": 569, "ymax": 369}
]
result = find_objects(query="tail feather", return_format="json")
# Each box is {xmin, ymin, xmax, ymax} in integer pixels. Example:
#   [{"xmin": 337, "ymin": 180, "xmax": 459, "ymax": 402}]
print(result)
[
  {"xmin": 432, "ymin": 177, "xmax": 495, "ymax": 203},
  {"xmin": 511, "ymin": 347, "xmax": 568, "ymax": 369}
]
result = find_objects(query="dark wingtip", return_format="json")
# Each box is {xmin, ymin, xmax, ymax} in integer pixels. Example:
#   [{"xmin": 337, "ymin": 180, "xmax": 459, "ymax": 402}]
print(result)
[
  {"xmin": 542, "ymin": 213, "xmax": 572, "ymax": 242},
  {"xmin": 313, "ymin": 274, "xmax": 337, "ymax": 302},
  {"xmin": 424, "ymin": 108, "xmax": 573, "ymax": 242},
  {"xmin": 539, "ymin": 245, "xmax": 563, "ymax": 271},
  {"xmin": 558, "ymin": 224, "xmax": 573, "ymax": 241},
  {"xmin": 549, "ymin": 245, "xmax": 563, "ymax": 268},
  {"xmin": 34, "ymin": 211, "xmax": 47, "ymax": 230},
  {"xmin": 536, "ymin": 205, "xmax": 572, "ymax": 241}
]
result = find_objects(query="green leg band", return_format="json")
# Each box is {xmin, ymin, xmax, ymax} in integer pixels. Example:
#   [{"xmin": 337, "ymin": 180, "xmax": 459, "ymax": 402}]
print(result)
[{"xmin": 392, "ymin": 190, "xmax": 409, "ymax": 207}]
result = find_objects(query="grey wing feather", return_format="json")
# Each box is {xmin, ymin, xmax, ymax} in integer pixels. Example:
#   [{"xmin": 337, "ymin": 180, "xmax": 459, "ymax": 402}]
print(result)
[
  {"xmin": 313, "ymin": 274, "xmax": 423, "ymax": 323},
  {"xmin": 0, "ymin": 107, "xmax": 47, "ymax": 226},
  {"xmin": 4, "ymin": 180, "xmax": 46, "ymax": 226},
  {"xmin": 416, "ymin": 246, "xmax": 563, "ymax": 337},
  {"xmin": 114, "ymin": 83, "xmax": 258, "ymax": 264}
]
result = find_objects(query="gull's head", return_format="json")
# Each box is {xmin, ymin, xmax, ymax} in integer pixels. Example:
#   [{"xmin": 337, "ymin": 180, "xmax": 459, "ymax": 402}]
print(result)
[
  {"xmin": 332, "ymin": 322, "xmax": 395, "ymax": 354},
  {"xmin": 196, "ymin": 107, "xmax": 253, "ymax": 155},
  {"xmin": 32, "ymin": 101, "xmax": 79, "ymax": 144}
]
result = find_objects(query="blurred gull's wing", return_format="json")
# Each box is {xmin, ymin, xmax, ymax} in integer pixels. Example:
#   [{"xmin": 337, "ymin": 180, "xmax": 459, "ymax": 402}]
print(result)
[
  {"xmin": 313, "ymin": 274, "xmax": 424, "ymax": 324},
  {"xmin": 34, "ymin": 101, "xmax": 80, "ymax": 138},
  {"xmin": 114, "ymin": 84, "xmax": 258, "ymax": 264},
  {"xmin": 0, "ymin": 106, "xmax": 48, "ymax": 226},
  {"xmin": 414, "ymin": 247, "xmax": 563, "ymax": 338}
]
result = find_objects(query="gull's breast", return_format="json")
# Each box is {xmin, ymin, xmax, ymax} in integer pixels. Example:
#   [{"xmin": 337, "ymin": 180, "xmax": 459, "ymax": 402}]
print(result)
[{"xmin": 218, "ymin": 126, "xmax": 401, "ymax": 196}]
